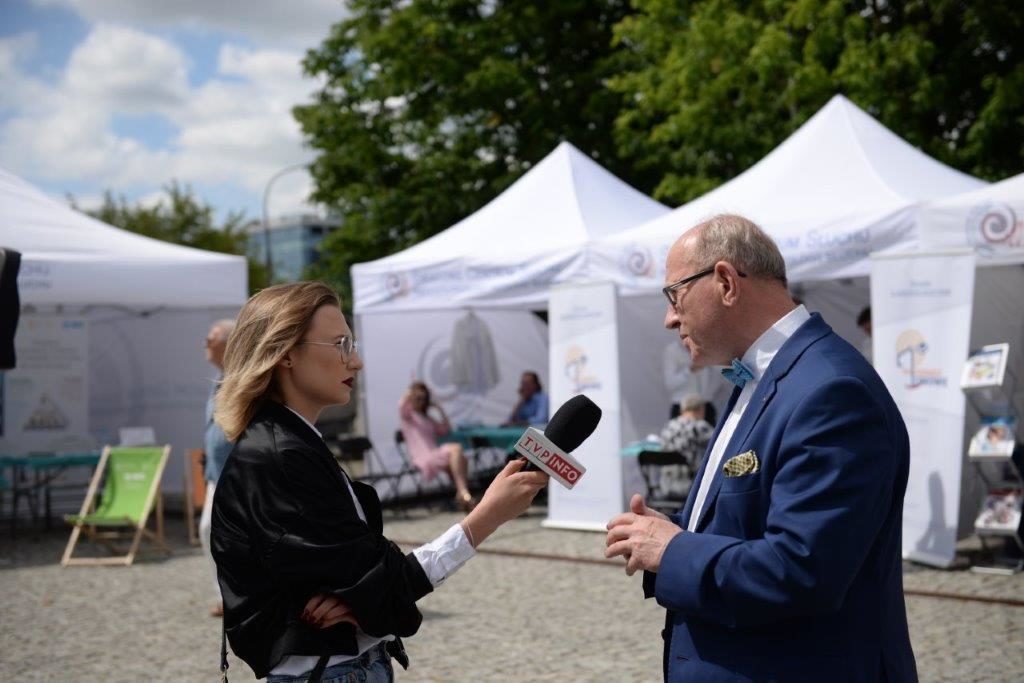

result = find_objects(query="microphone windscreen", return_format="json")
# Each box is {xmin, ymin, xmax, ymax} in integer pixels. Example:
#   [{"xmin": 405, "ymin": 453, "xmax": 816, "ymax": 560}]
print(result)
[{"xmin": 543, "ymin": 395, "xmax": 602, "ymax": 453}]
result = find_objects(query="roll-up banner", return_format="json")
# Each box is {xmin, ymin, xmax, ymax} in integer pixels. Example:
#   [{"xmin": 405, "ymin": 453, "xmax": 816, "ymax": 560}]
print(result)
[
  {"xmin": 545, "ymin": 281, "xmax": 622, "ymax": 531},
  {"xmin": 871, "ymin": 249, "xmax": 975, "ymax": 567}
]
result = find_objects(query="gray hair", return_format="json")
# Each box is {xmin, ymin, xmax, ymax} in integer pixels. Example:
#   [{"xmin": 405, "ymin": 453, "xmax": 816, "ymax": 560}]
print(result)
[
  {"xmin": 680, "ymin": 394, "xmax": 705, "ymax": 413},
  {"xmin": 690, "ymin": 214, "xmax": 787, "ymax": 285},
  {"xmin": 211, "ymin": 318, "xmax": 237, "ymax": 341}
]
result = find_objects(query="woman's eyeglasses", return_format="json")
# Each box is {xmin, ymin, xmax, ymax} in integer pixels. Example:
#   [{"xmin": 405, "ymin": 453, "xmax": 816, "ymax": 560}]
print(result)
[{"xmin": 297, "ymin": 336, "xmax": 359, "ymax": 361}]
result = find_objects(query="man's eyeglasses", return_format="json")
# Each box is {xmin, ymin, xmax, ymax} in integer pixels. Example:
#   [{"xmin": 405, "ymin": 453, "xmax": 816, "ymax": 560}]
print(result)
[
  {"xmin": 297, "ymin": 336, "xmax": 359, "ymax": 361},
  {"xmin": 662, "ymin": 266, "xmax": 746, "ymax": 306}
]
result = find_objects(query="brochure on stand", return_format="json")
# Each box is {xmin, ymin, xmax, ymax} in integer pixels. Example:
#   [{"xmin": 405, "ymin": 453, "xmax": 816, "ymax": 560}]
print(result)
[
  {"xmin": 961, "ymin": 343, "xmax": 1010, "ymax": 389},
  {"xmin": 968, "ymin": 417, "xmax": 1017, "ymax": 458},
  {"xmin": 974, "ymin": 489, "xmax": 1023, "ymax": 536}
]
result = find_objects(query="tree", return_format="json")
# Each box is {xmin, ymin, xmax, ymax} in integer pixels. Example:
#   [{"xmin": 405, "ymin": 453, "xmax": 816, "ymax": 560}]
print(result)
[
  {"xmin": 71, "ymin": 181, "xmax": 268, "ymax": 292},
  {"xmin": 294, "ymin": 0, "xmax": 643, "ymax": 302},
  {"xmin": 611, "ymin": 0, "xmax": 1024, "ymax": 205}
]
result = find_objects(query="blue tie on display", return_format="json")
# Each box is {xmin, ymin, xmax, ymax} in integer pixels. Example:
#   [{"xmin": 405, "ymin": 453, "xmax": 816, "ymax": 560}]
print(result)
[{"xmin": 722, "ymin": 358, "xmax": 755, "ymax": 388}]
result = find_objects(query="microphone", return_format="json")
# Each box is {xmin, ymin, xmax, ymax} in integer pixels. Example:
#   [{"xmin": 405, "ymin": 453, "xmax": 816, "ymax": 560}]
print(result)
[{"xmin": 514, "ymin": 395, "xmax": 602, "ymax": 489}]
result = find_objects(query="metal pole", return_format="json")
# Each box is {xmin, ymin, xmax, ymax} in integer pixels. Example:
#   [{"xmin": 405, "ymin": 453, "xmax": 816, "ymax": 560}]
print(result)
[{"xmin": 261, "ymin": 162, "xmax": 308, "ymax": 283}]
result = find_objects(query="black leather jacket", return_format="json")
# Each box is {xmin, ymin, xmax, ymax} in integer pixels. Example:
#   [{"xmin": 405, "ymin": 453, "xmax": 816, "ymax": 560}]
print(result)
[{"xmin": 211, "ymin": 401, "xmax": 433, "ymax": 678}]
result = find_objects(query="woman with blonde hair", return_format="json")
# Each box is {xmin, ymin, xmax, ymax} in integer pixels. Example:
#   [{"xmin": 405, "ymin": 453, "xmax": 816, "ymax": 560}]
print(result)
[
  {"xmin": 211, "ymin": 282, "xmax": 548, "ymax": 683},
  {"xmin": 399, "ymin": 380, "xmax": 475, "ymax": 511}
]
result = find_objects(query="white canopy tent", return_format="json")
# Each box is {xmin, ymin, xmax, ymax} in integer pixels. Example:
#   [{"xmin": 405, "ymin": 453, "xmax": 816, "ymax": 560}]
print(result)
[
  {"xmin": 0, "ymin": 167, "xmax": 246, "ymax": 307},
  {"xmin": 352, "ymin": 142, "xmax": 669, "ymax": 478},
  {"xmin": 352, "ymin": 142, "xmax": 669, "ymax": 312},
  {"xmin": 0, "ymin": 165, "xmax": 247, "ymax": 494},
  {"xmin": 919, "ymin": 172, "xmax": 1024, "ymax": 266},
  {"xmin": 584, "ymin": 94, "xmax": 987, "ymax": 442},
  {"xmin": 591, "ymin": 94, "xmax": 984, "ymax": 300},
  {"xmin": 577, "ymin": 97, "xmax": 1024, "ymax": 554},
  {"xmin": 918, "ymin": 172, "xmax": 1024, "ymax": 518}
]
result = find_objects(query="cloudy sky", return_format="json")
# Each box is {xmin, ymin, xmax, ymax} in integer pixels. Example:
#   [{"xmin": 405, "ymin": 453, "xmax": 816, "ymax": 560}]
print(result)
[{"xmin": 0, "ymin": 0, "xmax": 349, "ymax": 221}]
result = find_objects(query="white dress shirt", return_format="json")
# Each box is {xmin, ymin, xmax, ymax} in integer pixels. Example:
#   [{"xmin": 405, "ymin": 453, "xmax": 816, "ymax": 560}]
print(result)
[
  {"xmin": 686, "ymin": 306, "xmax": 811, "ymax": 532},
  {"xmin": 273, "ymin": 406, "xmax": 475, "ymax": 676}
]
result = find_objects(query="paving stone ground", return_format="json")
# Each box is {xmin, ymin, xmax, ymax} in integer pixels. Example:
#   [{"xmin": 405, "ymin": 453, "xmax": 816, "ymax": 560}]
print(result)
[{"xmin": 1, "ymin": 509, "xmax": 1021, "ymax": 682}]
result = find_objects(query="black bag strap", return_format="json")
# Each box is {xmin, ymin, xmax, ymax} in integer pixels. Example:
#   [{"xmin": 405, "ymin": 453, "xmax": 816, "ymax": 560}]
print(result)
[
  {"xmin": 220, "ymin": 619, "xmax": 229, "ymax": 682},
  {"xmin": 307, "ymin": 654, "xmax": 331, "ymax": 683}
]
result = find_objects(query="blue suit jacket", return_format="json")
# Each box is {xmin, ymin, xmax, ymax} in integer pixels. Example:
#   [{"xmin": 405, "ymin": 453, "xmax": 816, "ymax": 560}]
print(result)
[{"xmin": 646, "ymin": 314, "xmax": 917, "ymax": 682}]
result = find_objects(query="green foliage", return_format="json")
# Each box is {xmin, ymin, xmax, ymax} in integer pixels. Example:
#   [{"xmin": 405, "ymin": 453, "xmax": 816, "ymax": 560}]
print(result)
[
  {"xmin": 611, "ymin": 0, "xmax": 1024, "ymax": 205},
  {"xmin": 297, "ymin": 0, "xmax": 1024, "ymax": 299},
  {"xmin": 294, "ymin": 0, "xmax": 641, "ymax": 304},
  {"xmin": 70, "ymin": 181, "xmax": 268, "ymax": 292}
]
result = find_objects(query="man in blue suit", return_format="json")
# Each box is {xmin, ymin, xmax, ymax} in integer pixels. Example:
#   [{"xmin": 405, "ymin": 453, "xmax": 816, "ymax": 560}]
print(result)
[{"xmin": 606, "ymin": 214, "xmax": 917, "ymax": 681}]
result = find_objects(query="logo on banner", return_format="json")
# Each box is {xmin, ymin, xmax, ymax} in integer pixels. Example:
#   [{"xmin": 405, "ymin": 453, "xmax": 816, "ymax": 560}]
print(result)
[
  {"xmin": 895, "ymin": 329, "xmax": 948, "ymax": 389},
  {"xmin": 564, "ymin": 345, "xmax": 601, "ymax": 393},
  {"xmin": 383, "ymin": 272, "xmax": 411, "ymax": 299},
  {"xmin": 622, "ymin": 245, "xmax": 654, "ymax": 278},
  {"xmin": 415, "ymin": 336, "xmax": 457, "ymax": 402},
  {"xmin": 966, "ymin": 202, "xmax": 1022, "ymax": 254}
]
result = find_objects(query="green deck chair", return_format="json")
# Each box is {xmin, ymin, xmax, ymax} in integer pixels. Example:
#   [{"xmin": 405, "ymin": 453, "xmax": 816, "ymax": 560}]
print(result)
[{"xmin": 61, "ymin": 445, "xmax": 171, "ymax": 566}]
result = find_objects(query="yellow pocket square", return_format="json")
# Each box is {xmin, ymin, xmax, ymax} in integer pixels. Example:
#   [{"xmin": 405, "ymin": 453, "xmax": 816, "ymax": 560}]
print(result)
[{"xmin": 722, "ymin": 450, "xmax": 759, "ymax": 477}]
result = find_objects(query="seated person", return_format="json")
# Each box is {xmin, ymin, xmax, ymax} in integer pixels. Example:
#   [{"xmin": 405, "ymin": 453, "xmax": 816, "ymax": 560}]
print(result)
[
  {"xmin": 399, "ymin": 381, "xmax": 476, "ymax": 511},
  {"xmin": 503, "ymin": 371, "xmax": 549, "ymax": 427},
  {"xmin": 657, "ymin": 393, "xmax": 714, "ymax": 497}
]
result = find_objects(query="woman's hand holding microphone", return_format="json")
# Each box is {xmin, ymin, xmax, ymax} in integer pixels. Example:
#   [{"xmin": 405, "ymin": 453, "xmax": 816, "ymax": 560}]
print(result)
[{"xmin": 460, "ymin": 458, "xmax": 548, "ymax": 548}]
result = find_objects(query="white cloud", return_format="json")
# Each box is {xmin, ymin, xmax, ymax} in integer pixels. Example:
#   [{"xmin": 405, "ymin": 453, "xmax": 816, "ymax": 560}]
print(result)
[
  {"xmin": 64, "ymin": 23, "xmax": 189, "ymax": 111},
  {"xmin": 0, "ymin": 33, "xmax": 54, "ymax": 113},
  {"xmin": 33, "ymin": 0, "xmax": 348, "ymax": 48},
  {"xmin": 0, "ymin": 22, "xmax": 322, "ymax": 218}
]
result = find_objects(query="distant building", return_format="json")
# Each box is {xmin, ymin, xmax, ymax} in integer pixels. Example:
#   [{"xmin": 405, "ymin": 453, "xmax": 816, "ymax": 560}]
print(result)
[{"xmin": 247, "ymin": 214, "xmax": 342, "ymax": 282}]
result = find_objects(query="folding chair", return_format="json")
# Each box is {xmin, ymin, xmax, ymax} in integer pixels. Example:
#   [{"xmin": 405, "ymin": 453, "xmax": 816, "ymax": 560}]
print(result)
[
  {"xmin": 637, "ymin": 450, "xmax": 692, "ymax": 515},
  {"xmin": 61, "ymin": 445, "xmax": 171, "ymax": 566},
  {"xmin": 389, "ymin": 431, "xmax": 428, "ymax": 501},
  {"xmin": 466, "ymin": 435, "xmax": 505, "ymax": 483}
]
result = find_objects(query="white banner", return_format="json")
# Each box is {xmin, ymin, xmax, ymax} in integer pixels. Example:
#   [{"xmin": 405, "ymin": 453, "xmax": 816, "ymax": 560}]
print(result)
[
  {"xmin": 357, "ymin": 309, "xmax": 549, "ymax": 493},
  {"xmin": 545, "ymin": 281, "xmax": 622, "ymax": 531},
  {"xmin": 1, "ymin": 315, "xmax": 90, "ymax": 453},
  {"xmin": 871, "ymin": 250, "xmax": 975, "ymax": 567}
]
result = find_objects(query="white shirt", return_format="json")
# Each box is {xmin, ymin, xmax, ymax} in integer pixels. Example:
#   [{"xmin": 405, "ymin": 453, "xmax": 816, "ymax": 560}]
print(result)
[
  {"xmin": 273, "ymin": 406, "xmax": 475, "ymax": 676},
  {"xmin": 686, "ymin": 306, "xmax": 811, "ymax": 532}
]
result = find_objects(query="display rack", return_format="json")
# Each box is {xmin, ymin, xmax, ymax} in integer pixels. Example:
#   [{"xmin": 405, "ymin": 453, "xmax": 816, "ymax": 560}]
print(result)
[{"xmin": 962, "ymin": 343, "xmax": 1023, "ymax": 575}]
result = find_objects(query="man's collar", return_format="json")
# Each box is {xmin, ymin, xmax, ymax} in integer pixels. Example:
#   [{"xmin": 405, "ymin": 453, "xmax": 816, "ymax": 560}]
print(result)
[{"xmin": 740, "ymin": 305, "xmax": 811, "ymax": 380}]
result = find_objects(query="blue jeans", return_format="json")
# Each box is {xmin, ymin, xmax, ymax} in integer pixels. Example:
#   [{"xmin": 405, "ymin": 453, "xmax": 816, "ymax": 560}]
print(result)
[{"xmin": 266, "ymin": 643, "xmax": 394, "ymax": 683}]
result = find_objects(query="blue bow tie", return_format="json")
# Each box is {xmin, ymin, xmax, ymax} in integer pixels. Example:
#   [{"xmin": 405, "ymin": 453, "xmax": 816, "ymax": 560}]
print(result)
[{"xmin": 722, "ymin": 358, "xmax": 755, "ymax": 388}]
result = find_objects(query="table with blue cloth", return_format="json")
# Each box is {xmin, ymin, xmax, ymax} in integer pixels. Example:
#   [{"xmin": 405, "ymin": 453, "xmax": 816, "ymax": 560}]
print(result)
[
  {"xmin": 0, "ymin": 452, "xmax": 101, "ymax": 536},
  {"xmin": 440, "ymin": 426, "xmax": 525, "ymax": 475},
  {"xmin": 619, "ymin": 440, "xmax": 665, "ymax": 458}
]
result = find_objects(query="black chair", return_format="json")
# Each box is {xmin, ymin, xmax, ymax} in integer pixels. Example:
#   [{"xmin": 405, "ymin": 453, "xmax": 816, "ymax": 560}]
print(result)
[
  {"xmin": 390, "ymin": 430, "xmax": 430, "ymax": 502},
  {"xmin": 637, "ymin": 450, "xmax": 692, "ymax": 515},
  {"xmin": 333, "ymin": 434, "xmax": 421, "ymax": 505},
  {"xmin": 334, "ymin": 436, "xmax": 372, "ymax": 462},
  {"xmin": 466, "ymin": 435, "xmax": 506, "ymax": 482}
]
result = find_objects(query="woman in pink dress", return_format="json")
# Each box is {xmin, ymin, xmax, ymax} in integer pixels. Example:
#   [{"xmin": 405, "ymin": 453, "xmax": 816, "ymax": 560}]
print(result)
[{"xmin": 399, "ymin": 381, "xmax": 476, "ymax": 510}]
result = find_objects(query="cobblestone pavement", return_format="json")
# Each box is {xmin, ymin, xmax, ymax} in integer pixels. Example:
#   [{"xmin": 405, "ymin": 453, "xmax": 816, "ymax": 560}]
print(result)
[{"xmin": 1, "ymin": 509, "xmax": 1021, "ymax": 682}]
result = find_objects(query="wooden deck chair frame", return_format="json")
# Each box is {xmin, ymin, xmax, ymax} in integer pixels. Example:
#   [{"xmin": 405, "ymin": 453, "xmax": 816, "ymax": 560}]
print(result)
[
  {"xmin": 61, "ymin": 445, "xmax": 172, "ymax": 566},
  {"xmin": 183, "ymin": 448, "xmax": 206, "ymax": 546}
]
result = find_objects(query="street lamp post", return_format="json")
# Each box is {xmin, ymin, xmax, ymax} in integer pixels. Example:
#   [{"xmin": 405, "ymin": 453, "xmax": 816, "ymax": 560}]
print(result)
[{"xmin": 261, "ymin": 162, "xmax": 309, "ymax": 283}]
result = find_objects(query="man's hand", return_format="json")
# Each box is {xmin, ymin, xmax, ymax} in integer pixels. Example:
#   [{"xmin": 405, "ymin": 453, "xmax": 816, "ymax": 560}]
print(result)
[
  {"xmin": 605, "ymin": 494, "xmax": 681, "ymax": 576},
  {"xmin": 302, "ymin": 594, "xmax": 358, "ymax": 629}
]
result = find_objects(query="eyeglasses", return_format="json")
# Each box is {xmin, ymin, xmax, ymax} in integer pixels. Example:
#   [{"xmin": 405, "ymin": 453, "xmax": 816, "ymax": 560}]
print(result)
[
  {"xmin": 297, "ymin": 336, "xmax": 359, "ymax": 361},
  {"xmin": 662, "ymin": 266, "xmax": 746, "ymax": 306}
]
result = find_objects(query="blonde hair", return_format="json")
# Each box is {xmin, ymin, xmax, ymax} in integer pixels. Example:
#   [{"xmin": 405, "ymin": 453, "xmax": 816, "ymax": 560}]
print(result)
[{"xmin": 214, "ymin": 281, "xmax": 341, "ymax": 441}]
